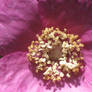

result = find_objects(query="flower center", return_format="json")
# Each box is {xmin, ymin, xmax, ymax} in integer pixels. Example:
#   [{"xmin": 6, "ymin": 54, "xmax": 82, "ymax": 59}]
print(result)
[
  {"xmin": 27, "ymin": 27, "xmax": 84, "ymax": 82},
  {"xmin": 48, "ymin": 45, "xmax": 62, "ymax": 61}
]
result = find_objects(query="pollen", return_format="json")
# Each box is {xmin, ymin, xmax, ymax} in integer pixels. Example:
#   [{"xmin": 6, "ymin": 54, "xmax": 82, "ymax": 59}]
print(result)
[{"xmin": 27, "ymin": 27, "xmax": 84, "ymax": 82}]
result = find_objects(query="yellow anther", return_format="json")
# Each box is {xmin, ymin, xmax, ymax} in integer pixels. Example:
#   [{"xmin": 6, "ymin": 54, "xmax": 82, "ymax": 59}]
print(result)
[
  {"xmin": 80, "ymin": 57, "xmax": 84, "ymax": 60},
  {"xmin": 77, "ymin": 39, "xmax": 81, "ymax": 42},
  {"xmin": 64, "ymin": 28, "xmax": 67, "ymax": 32},
  {"xmin": 74, "ymin": 35, "xmax": 78, "ymax": 39},
  {"xmin": 66, "ymin": 73, "xmax": 71, "ymax": 78},
  {"xmin": 79, "ymin": 43, "xmax": 84, "ymax": 47},
  {"xmin": 27, "ymin": 27, "xmax": 84, "ymax": 82}
]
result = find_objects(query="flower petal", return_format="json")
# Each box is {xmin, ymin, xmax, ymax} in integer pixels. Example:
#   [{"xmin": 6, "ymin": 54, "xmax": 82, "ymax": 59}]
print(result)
[
  {"xmin": 38, "ymin": 0, "xmax": 92, "ymax": 27},
  {"xmin": 81, "ymin": 29, "xmax": 92, "ymax": 42},
  {"xmin": 83, "ymin": 66, "xmax": 92, "ymax": 89},
  {"xmin": 0, "ymin": 52, "xmax": 39, "ymax": 92},
  {"xmin": 81, "ymin": 50, "xmax": 92, "ymax": 86},
  {"xmin": 56, "ymin": 83, "xmax": 92, "ymax": 92},
  {"xmin": 0, "ymin": 0, "xmax": 42, "ymax": 56},
  {"xmin": 82, "ymin": 49, "xmax": 92, "ymax": 69},
  {"xmin": 81, "ymin": 29, "xmax": 92, "ymax": 50},
  {"xmin": 0, "ymin": 51, "xmax": 92, "ymax": 92},
  {"xmin": 78, "ymin": 0, "xmax": 92, "ymax": 7}
]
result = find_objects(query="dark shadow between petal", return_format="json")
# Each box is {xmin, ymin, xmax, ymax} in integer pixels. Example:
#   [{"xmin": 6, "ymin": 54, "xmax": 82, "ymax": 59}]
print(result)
[
  {"xmin": 83, "ymin": 41, "xmax": 92, "ymax": 50},
  {"xmin": 0, "ymin": 56, "xmax": 3, "ymax": 58}
]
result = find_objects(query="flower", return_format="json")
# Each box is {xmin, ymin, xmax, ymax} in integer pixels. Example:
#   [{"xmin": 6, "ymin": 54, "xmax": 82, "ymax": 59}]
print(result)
[{"xmin": 0, "ymin": 0, "xmax": 92, "ymax": 92}]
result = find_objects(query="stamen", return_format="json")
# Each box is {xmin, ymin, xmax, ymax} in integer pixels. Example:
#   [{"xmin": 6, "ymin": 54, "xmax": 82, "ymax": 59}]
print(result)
[{"xmin": 27, "ymin": 27, "xmax": 84, "ymax": 82}]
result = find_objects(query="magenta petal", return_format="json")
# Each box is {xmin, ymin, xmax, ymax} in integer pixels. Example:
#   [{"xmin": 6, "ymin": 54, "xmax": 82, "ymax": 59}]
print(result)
[
  {"xmin": 0, "ymin": 52, "xmax": 39, "ymax": 92},
  {"xmin": 57, "ymin": 84, "xmax": 92, "ymax": 92},
  {"xmin": 82, "ymin": 50, "xmax": 92, "ymax": 68},
  {"xmin": 81, "ymin": 29, "xmax": 92, "ymax": 50},
  {"xmin": 0, "ymin": 51, "xmax": 92, "ymax": 92},
  {"xmin": 83, "ymin": 66, "xmax": 92, "ymax": 88},
  {"xmin": 81, "ymin": 29, "xmax": 92, "ymax": 43},
  {"xmin": 82, "ymin": 50, "xmax": 92, "ymax": 86},
  {"xmin": 0, "ymin": 51, "xmax": 56, "ymax": 92},
  {"xmin": 38, "ymin": 0, "xmax": 92, "ymax": 27},
  {"xmin": 0, "ymin": 0, "xmax": 42, "ymax": 56},
  {"xmin": 78, "ymin": 0, "xmax": 92, "ymax": 7}
]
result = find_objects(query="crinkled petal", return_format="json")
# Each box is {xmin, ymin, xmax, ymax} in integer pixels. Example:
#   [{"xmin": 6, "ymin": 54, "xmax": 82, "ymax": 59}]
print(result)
[
  {"xmin": 0, "ymin": 52, "xmax": 38, "ymax": 92},
  {"xmin": 0, "ymin": 52, "xmax": 56, "ymax": 92},
  {"xmin": 83, "ymin": 66, "xmax": 92, "ymax": 88},
  {"xmin": 82, "ymin": 49, "xmax": 92, "ymax": 69},
  {"xmin": 81, "ymin": 29, "xmax": 92, "ymax": 50},
  {"xmin": 56, "ymin": 83, "xmax": 92, "ymax": 92},
  {"xmin": 81, "ymin": 50, "xmax": 92, "ymax": 87},
  {"xmin": 1, "ymin": 0, "xmax": 92, "ymax": 56},
  {"xmin": 0, "ymin": 0, "xmax": 42, "ymax": 56},
  {"xmin": 66, "ymin": 25, "xmax": 89, "ymax": 36},
  {"xmin": 81, "ymin": 29, "xmax": 92, "ymax": 42},
  {"xmin": 78, "ymin": 0, "xmax": 92, "ymax": 7},
  {"xmin": 0, "ymin": 52, "xmax": 54, "ymax": 92},
  {"xmin": 38, "ymin": 0, "xmax": 92, "ymax": 27},
  {"xmin": 0, "ymin": 51, "xmax": 92, "ymax": 92}
]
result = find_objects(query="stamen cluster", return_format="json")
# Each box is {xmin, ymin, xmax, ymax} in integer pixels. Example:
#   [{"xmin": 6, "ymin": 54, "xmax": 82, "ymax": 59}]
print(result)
[{"xmin": 27, "ymin": 27, "xmax": 84, "ymax": 82}]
